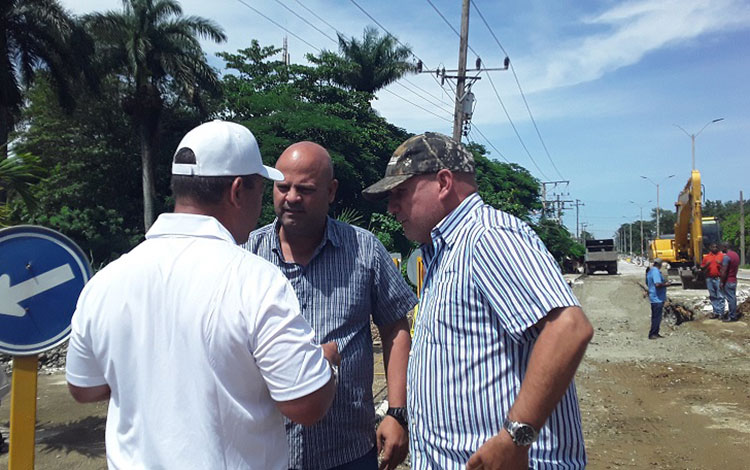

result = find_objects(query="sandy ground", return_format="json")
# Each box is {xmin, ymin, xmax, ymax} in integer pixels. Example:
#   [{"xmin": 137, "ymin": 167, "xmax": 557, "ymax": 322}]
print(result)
[{"xmin": 2, "ymin": 260, "xmax": 748, "ymax": 469}]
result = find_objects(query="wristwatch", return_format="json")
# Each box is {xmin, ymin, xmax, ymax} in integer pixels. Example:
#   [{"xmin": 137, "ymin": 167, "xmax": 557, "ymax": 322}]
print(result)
[
  {"xmin": 329, "ymin": 363, "xmax": 339, "ymax": 386},
  {"xmin": 386, "ymin": 407, "xmax": 408, "ymax": 429},
  {"xmin": 502, "ymin": 418, "xmax": 539, "ymax": 447}
]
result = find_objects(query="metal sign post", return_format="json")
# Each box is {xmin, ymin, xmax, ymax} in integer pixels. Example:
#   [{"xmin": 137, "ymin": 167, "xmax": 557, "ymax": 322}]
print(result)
[{"xmin": 0, "ymin": 226, "xmax": 92, "ymax": 469}]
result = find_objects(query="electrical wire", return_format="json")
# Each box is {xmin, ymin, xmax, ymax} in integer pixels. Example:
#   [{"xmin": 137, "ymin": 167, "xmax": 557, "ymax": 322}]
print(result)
[
  {"xmin": 473, "ymin": 1, "xmax": 565, "ymax": 180},
  {"xmin": 348, "ymin": 0, "xmax": 457, "ymax": 101},
  {"xmin": 291, "ymin": 0, "xmax": 340, "ymax": 35},
  {"xmin": 232, "ymin": 0, "xmax": 321, "ymax": 51},
  {"xmin": 382, "ymin": 89, "xmax": 453, "ymax": 123},
  {"xmin": 484, "ymin": 71, "xmax": 549, "ymax": 179},
  {"xmin": 393, "ymin": 81, "xmax": 453, "ymax": 114},
  {"xmin": 271, "ymin": 0, "xmax": 338, "ymax": 43},
  {"xmin": 469, "ymin": 124, "xmax": 512, "ymax": 164},
  {"xmin": 424, "ymin": 0, "xmax": 548, "ymax": 179},
  {"xmin": 277, "ymin": 0, "xmax": 455, "ymax": 120}
]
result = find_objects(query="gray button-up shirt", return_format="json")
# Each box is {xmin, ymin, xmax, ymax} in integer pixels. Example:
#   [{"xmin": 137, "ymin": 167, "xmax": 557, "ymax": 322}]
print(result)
[{"xmin": 245, "ymin": 217, "xmax": 417, "ymax": 469}]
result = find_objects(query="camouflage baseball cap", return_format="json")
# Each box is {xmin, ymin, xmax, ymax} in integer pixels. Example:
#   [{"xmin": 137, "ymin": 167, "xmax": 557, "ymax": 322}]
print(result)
[{"xmin": 362, "ymin": 132, "xmax": 475, "ymax": 200}]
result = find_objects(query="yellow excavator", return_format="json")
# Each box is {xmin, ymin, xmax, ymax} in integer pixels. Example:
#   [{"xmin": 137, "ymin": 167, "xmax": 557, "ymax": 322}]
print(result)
[{"xmin": 649, "ymin": 170, "xmax": 720, "ymax": 289}]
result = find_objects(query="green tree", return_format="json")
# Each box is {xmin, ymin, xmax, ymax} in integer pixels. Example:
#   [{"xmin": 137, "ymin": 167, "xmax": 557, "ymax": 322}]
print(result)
[
  {"xmin": 310, "ymin": 26, "xmax": 416, "ymax": 93},
  {"xmin": 533, "ymin": 219, "xmax": 584, "ymax": 271},
  {"xmin": 466, "ymin": 142, "xmax": 542, "ymax": 219},
  {"xmin": 10, "ymin": 75, "xmax": 203, "ymax": 264},
  {"xmin": 1, "ymin": 0, "xmax": 94, "ymax": 159},
  {"xmin": 84, "ymin": 0, "xmax": 226, "ymax": 229},
  {"xmin": 0, "ymin": 150, "xmax": 44, "ymax": 225}
]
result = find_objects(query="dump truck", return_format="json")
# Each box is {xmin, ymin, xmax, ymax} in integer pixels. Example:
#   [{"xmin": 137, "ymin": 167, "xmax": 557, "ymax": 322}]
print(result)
[
  {"xmin": 584, "ymin": 238, "xmax": 618, "ymax": 275},
  {"xmin": 648, "ymin": 170, "xmax": 720, "ymax": 288}
]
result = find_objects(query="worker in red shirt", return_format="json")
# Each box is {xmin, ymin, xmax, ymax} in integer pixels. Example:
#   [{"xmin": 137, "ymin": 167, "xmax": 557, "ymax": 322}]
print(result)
[
  {"xmin": 701, "ymin": 243, "xmax": 725, "ymax": 319},
  {"xmin": 720, "ymin": 242, "xmax": 741, "ymax": 322}
]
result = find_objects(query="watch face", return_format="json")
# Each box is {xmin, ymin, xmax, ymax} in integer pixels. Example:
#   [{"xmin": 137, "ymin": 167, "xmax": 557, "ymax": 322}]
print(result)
[{"xmin": 514, "ymin": 425, "xmax": 536, "ymax": 446}]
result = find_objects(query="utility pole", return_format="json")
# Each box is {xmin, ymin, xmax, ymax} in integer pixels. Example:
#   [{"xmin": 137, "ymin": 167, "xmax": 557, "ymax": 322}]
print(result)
[
  {"xmin": 741, "ymin": 190, "xmax": 746, "ymax": 266},
  {"xmin": 452, "ymin": 0, "xmax": 471, "ymax": 142},
  {"xmin": 282, "ymin": 36, "xmax": 290, "ymax": 65},
  {"xmin": 573, "ymin": 199, "xmax": 584, "ymax": 240}
]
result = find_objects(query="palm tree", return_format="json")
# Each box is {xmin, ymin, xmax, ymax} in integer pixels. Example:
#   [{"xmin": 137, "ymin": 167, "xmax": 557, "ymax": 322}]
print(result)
[
  {"xmin": 318, "ymin": 26, "xmax": 416, "ymax": 94},
  {"xmin": 1, "ymin": 0, "xmax": 92, "ymax": 160},
  {"xmin": 84, "ymin": 0, "xmax": 226, "ymax": 230}
]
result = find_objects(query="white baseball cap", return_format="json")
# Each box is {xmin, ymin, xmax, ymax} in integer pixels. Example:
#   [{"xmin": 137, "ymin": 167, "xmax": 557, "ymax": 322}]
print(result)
[{"xmin": 172, "ymin": 120, "xmax": 283, "ymax": 181}]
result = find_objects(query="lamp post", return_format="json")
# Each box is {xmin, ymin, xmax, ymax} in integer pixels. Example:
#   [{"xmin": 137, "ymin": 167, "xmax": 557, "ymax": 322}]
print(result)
[
  {"xmin": 630, "ymin": 200, "xmax": 652, "ymax": 261},
  {"xmin": 674, "ymin": 118, "xmax": 724, "ymax": 170},
  {"xmin": 622, "ymin": 216, "xmax": 633, "ymax": 256},
  {"xmin": 640, "ymin": 174, "xmax": 675, "ymax": 238}
]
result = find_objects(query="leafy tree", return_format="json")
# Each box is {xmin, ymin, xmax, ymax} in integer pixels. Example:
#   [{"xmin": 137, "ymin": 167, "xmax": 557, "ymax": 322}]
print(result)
[
  {"xmin": 310, "ymin": 26, "xmax": 416, "ymax": 93},
  {"xmin": 651, "ymin": 208, "xmax": 676, "ymax": 236},
  {"xmin": 10, "ymin": 75, "xmax": 202, "ymax": 264},
  {"xmin": 218, "ymin": 42, "xmax": 410, "ymax": 229},
  {"xmin": 1, "ymin": 0, "xmax": 95, "ymax": 159},
  {"xmin": 84, "ymin": 0, "xmax": 226, "ymax": 229},
  {"xmin": 533, "ymin": 219, "xmax": 584, "ymax": 271},
  {"xmin": 466, "ymin": 142, "xmax": 542, "ymax": 219},
  {"xmin": 0, "ymin": 150, "xmax": 44, "ymax": 225}
]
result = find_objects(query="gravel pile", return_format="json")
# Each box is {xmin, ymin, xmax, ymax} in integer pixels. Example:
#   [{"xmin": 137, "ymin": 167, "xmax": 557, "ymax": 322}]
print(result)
[{"xmin": 0, "ymin": 342, "xmax": 68, "ymax": 376}]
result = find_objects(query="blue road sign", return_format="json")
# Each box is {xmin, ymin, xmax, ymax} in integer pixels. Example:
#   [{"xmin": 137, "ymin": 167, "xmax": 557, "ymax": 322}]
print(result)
[{"xmin": 0, "ymin": 225, "xmax": 92, "ymax": 355}]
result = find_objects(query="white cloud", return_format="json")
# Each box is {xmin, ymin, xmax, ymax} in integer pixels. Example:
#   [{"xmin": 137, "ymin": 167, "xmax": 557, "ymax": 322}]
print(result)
[{"xmin": 521, "ymin": 0, "xmax": 750, "ymax": 93}]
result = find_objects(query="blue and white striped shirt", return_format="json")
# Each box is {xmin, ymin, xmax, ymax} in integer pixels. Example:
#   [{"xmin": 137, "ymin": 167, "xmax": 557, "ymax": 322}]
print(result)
[
  {"xmin": 245, "ymin": 217, "xmax": 417, "ymax": 470},
  {"xmin": 408, "ymin": 192, "xmax": 586, "ymax": 469}
]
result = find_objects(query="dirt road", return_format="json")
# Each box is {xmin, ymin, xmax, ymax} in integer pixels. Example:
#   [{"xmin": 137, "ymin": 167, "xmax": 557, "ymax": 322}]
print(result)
[
  {"xmin": 2, "ymin": 261, "xmax": 748, "ymax": 468},
  {"xmin": 576, "ymin": 261, "xmax": 749, "ymax": 469}
]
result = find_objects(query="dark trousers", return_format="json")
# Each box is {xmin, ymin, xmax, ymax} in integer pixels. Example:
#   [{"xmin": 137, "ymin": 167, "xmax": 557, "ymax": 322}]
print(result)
[
  {"xmin": 291, "ymin": 447, "xmax": 378, "ymax": 470},
  {"xmin": 649, "ymin": 302, "xmax": 664, "ymax": 337}
]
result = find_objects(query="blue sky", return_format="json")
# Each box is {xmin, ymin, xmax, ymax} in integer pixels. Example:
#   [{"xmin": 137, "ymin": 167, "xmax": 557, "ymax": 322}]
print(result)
[{"xmin": 62, "ymin": 0, "xmax": 750, "ymax": 238}]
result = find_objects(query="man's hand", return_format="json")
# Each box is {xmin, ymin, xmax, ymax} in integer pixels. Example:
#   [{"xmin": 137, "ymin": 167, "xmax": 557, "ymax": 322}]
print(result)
[
  {"xmin": 321, "ymin": 341, "xmax": 341, "ymax": 366},
  {"xmin": 466, "ymin": 432, "xmax": 528, "ymax": 470},
  {"xmin": 376, "ymin": 415, "xmax": 409, "ymax": 470}
]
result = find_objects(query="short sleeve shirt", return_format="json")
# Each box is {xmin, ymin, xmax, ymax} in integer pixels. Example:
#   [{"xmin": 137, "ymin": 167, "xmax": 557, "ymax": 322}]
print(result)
[
  {"xmin": 702, "ymin": 252, "xmax": 724, "ymax": 277},
  {"xmin": 408, "ymin": 193, "xmax": 586, "ymax": 469},
  {"xmin": 245, "ymin": 218, "xmax": 417, "ymax": 469},
  {"xmin": 66, "ymin": 214, "xmax": 331, "ymax": 470},
  {"xmin": 721, "ymin": 250, "xmax": 740, "ymax": 283},
  {"xmin": 647, "ymin": 267, "xmax": 667, "ymax": 303}
]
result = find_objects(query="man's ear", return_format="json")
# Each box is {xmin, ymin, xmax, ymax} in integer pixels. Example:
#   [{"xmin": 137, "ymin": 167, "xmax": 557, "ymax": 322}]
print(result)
[
  {"xmin": 436, "ymin": 169, "xmax": 454, "ymax": 200},
  {"xmin": 328, "ymin": 178, "xmax": 339, "ymax": 204},
  {"xmin": 228, "ymin": 176, "xmax": 244, "ymax": 208}
]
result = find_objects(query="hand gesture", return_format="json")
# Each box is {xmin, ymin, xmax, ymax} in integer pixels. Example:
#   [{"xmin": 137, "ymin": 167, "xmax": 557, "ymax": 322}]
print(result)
[
  {"xmin": 376, "ymin": 416, "xmax": 409, "ymax": 470},
  {"xmin": 466, "ymin": 433, "xmax": 528, "ymax": 470},
  {"xmin": 321, "ymin": 341, "xmax": 341, "ymax": 367}
]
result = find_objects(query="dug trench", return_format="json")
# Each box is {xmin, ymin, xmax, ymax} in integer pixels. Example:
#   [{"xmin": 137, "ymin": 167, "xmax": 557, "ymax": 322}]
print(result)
[{"xmin": 574, "ymin": 269, "xmax": 749, "ymax": 469}]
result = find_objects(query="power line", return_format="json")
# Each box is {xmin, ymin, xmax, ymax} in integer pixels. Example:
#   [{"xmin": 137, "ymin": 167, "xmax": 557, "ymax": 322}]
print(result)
[
  {"xmin": 469, "ymin": 124, "xmax": 511, "ymax": 163},
  {"xmin": 393, "ymin": 81, "xmax": 453, "ymax": 114},
  {"xmin": 281, "ymin": 0, "xmax": 456, "ymax": 117},
  {"xmin": 232, "ymin": 0, "xmax": 321, "ymax": 51},
  {"xmin": 271, "ymin": 0, "xmax": 338, "ymax": 43},
  {"xmin": 424, "ymin": 0, "xmax": 548, "ymax": 179},
  {"xmin": 484, "ymin": 70, "xmax": 549, "ymax": 179},
  {"xmin": 347, "ymin": 0, "xmax": 456, "ymax": 101},
  {"xmin": 291, "ymin": 0, "xmax": 339, "ymax": 35},
  {"xmin": 382, "ymin": 89, "xmax": 452, "ymax": 123},
  {"xmin": 472, "ymin": 1, "xmax": 565, "ymax": 180}
]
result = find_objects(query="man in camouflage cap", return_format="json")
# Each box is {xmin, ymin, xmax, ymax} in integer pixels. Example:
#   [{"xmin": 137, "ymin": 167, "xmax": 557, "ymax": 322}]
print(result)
[
  {"xmin": 364, "ymin": 132, "xmax": 593, "ymax": 469},
  {"xmin": 362, "ymin": 132, "xmax": 475, "ymax": 201}
]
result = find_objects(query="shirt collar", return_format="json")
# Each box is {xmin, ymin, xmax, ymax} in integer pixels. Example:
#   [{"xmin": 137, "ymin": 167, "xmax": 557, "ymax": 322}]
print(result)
[
  {"xmin": 270, "ymin": 216, "xmax": 341, "ymax": 257},
  {"xmin": 146, "ymin": 213, "xmax": 237, "ymax": 244},
  {"xmin": 430, "ymin": 192, "xmax": 484, "ymax": 247}
]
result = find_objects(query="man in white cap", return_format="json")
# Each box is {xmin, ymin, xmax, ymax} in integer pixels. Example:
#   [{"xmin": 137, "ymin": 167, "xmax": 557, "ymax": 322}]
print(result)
[{"xmin": 66, "ymin": 120, "xmax": 340, "ymax": 469}]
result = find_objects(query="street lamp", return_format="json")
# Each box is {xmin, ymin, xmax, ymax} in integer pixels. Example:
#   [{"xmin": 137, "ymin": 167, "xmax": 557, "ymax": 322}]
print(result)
[
  {"xmin": 630, "ymin": 200, "xmax": 652, "ymax": 261},
  {"xmin": 622, "ymin": 216, "xmax": 633, "ymax": 255},
  {"xmin": 674, "ymin": 118, "xmax": 724, "ymax": 170},
  {"xmin": 640, "ymin": 174, "xmax": 675, "ymax": 238}
]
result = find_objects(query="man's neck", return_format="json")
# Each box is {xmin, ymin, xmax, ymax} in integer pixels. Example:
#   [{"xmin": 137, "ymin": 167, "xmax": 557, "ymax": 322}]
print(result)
[{"xmin": 278, "ymin": 219, "xmax": 326, "ymax": 266}]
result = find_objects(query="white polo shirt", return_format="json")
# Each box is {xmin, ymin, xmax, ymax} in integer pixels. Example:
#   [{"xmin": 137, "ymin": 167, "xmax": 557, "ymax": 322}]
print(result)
[{"xmin": 66, "ymin": 213, "xmax": 331, "ymax": 470}]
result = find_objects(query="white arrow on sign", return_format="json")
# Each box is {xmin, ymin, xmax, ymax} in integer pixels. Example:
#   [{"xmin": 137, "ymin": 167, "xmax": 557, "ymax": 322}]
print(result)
[{"xmin": 0, "ymin": 264, "xmax": 75, "ymax": 317}]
